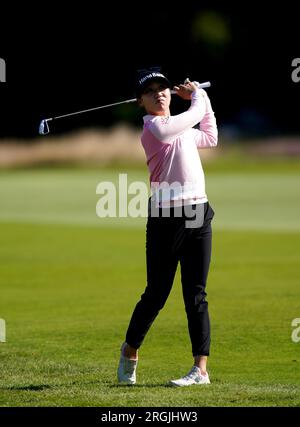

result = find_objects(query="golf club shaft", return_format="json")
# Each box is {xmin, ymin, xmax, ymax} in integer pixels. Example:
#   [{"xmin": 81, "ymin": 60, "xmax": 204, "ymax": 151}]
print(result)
[
  {"xmin": 47, "ymin": 98, "xmax": 137, "ymax": 122},
  {"xmin": 39, "ymin": 81, "xmax": 211, "ymax": 135},
  {"xmin": 46, "ymin": 81, "xmax": 211, "ymax": 122}
]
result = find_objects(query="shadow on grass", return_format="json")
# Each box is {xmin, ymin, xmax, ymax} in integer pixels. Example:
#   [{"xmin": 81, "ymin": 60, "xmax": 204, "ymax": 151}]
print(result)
[
  {"xmin": 109, "ymin": 383, "xmax": 174, "ymax": 389},
  {"xmin": 0, "ymin": 381, "xmax": 179, "ymax": 391},
  {"xmin": 1, "ymin": 384, "xmax": 52, "ymax": 391}
]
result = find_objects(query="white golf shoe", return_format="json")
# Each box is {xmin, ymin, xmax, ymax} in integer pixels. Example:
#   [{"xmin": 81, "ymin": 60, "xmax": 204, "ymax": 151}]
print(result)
[
  {"xmin": 117, "ymin": 343, "xmax": 138, "ymax": 385},
  {"xmin": 169, "ymin": 366, "xmax": 210, "ymax": 387}
]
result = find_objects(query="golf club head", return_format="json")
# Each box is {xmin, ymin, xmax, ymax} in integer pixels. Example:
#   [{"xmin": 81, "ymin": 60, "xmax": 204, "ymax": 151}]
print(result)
[{"xmin": 39, "ymin": 119, "xmax": 50, "ymax": 135}]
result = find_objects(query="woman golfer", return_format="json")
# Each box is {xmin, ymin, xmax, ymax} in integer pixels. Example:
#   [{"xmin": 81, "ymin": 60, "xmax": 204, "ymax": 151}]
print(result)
[{"xmin": 117, "ymin": 67, "xmax": 218, "ymax": 386}]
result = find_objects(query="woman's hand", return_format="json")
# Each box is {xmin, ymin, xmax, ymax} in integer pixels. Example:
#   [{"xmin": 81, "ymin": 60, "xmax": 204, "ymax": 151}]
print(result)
[{"xmin": 173, "ymin": 79, "xmax": 198, "ymax": 100}]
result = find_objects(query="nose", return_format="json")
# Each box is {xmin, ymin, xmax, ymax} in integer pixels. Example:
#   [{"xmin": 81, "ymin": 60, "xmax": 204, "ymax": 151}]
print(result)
[{"xmin": 154, "ymin": 88, "xmax": 165, "ymax": 97}]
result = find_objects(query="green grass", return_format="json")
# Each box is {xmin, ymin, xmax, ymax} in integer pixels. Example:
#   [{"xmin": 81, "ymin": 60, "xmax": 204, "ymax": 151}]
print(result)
[{"xmin": 0, "ymin": 162, "xmax": 300, "ymax": 406}]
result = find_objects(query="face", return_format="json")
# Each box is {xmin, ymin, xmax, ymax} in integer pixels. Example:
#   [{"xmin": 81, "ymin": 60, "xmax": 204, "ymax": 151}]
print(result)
[{"xmin": 138, "ymin": 80, "xmax": 171, "ymax": 116}]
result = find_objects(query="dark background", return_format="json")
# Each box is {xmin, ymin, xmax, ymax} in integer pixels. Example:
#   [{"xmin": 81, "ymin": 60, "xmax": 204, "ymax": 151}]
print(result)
[{"xmin": 0, "ymin": 2, "xmax": 299, "ymax": 139}]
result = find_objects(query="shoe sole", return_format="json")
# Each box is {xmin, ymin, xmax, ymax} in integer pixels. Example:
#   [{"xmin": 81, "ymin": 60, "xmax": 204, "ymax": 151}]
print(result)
[
  {"xmin": 169, "ymin": 380, "xmax": 210, "ymax": 387},
  {"xmin": 118, "ymin": 381, "xmax": 136, "ymax": 385}
]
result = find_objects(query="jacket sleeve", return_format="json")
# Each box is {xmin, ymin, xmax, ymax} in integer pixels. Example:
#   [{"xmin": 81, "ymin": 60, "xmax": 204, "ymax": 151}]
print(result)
[
  {"xmin": 146, "ymin": 89, "xmax": 207, "ymax": 143},
  {"xmin": 192, "ymin": 91, "xmax": 218, "ymax": 148}
]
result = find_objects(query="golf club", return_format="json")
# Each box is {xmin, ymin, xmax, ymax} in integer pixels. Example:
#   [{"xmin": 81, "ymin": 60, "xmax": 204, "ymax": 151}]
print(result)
[{"xmin": 38, "ymin": 80, "xmax": 211, "ymax": 135}]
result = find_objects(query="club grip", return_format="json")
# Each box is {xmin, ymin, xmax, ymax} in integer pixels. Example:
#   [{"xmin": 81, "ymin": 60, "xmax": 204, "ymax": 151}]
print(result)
[
  {"xmin": 170, "ymin": 80, "xmax": 211, "ymax": 94},
  {"xmin": 195, "ymin": 81, "xmax": 211, "ymax": 88}
]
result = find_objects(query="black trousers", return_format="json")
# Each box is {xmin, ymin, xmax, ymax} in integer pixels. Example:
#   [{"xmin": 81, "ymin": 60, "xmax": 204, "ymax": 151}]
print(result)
[{"xmin": 125, "ymin": 200, "xmax": 215, "ymax": 357}]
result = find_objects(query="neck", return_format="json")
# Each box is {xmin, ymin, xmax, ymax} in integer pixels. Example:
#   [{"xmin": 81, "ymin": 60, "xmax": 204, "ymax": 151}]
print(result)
[{"xmin": 147, "ymin": 108, "xmax": 170, "ymax": 116}]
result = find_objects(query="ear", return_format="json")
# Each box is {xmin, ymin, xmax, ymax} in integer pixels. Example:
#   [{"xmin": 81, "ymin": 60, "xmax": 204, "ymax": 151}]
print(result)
[{"xmin": 137, "ymin": 98, "xmax": 144, "ymax": 108}]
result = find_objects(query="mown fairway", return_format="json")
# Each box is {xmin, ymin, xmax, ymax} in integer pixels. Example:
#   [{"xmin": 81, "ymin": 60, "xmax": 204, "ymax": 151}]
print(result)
[{"xmin": 0, "ymin": 160, "xmax": 300, "ymax": 406}]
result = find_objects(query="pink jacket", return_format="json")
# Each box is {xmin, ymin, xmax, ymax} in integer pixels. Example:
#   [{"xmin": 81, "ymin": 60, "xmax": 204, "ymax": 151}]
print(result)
[{"xmin": 141, "ymin": 88, "xmax": 218, "ymax": 207}]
